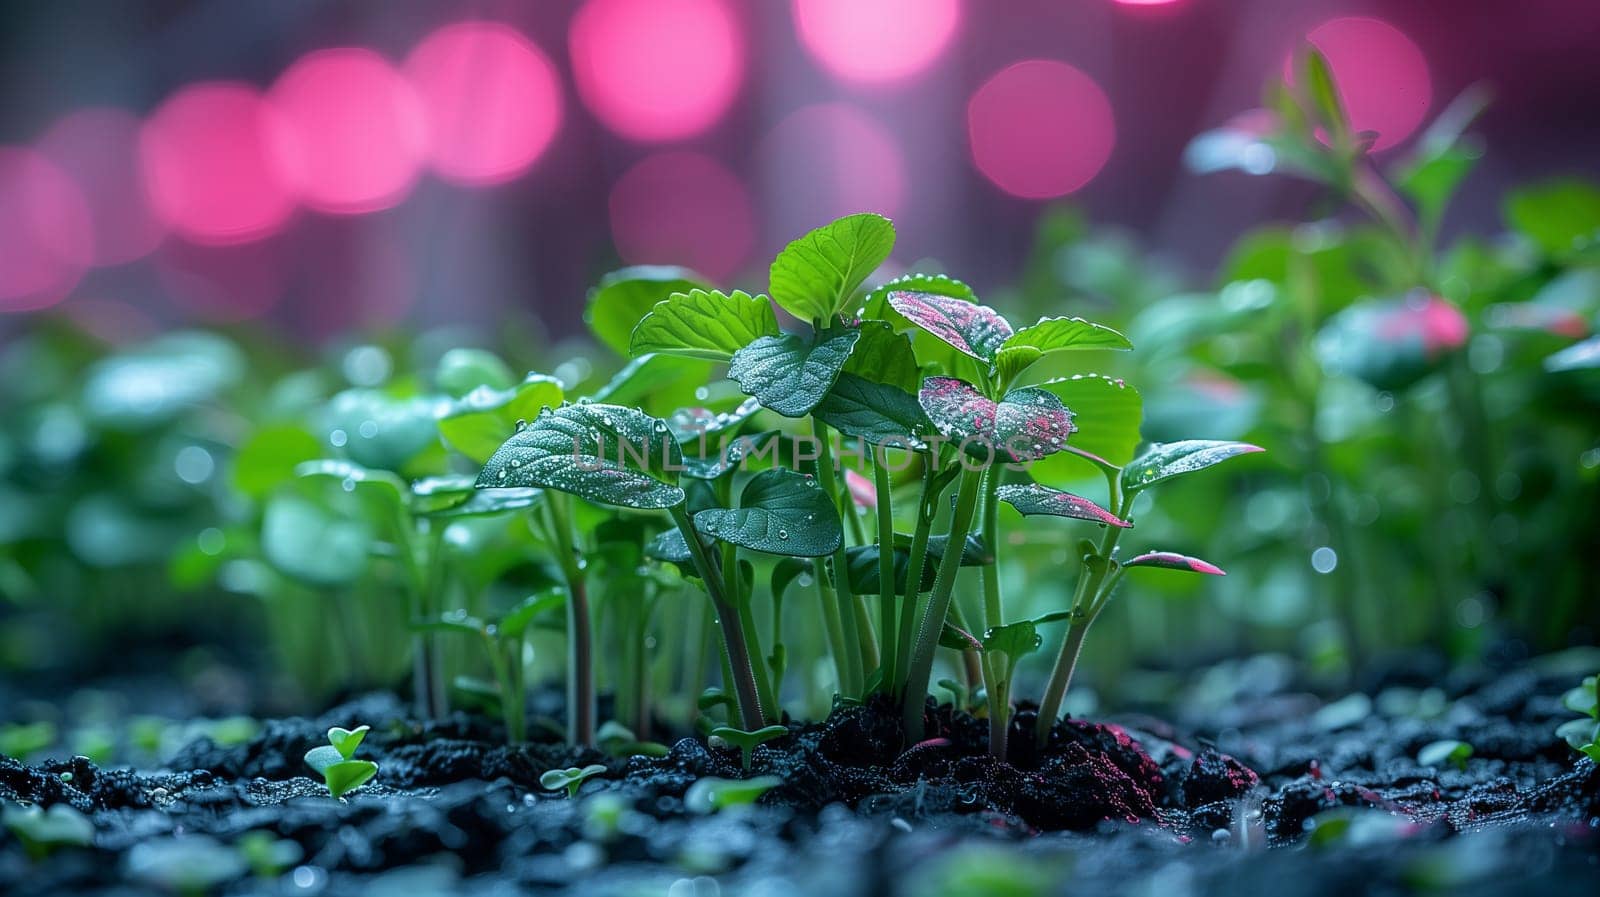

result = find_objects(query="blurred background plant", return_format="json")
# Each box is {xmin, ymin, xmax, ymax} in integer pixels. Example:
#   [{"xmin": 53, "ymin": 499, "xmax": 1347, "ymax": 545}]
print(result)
[{"xmin": 1, "ymin": 0, "xmax": 1597, "ymax": 747}]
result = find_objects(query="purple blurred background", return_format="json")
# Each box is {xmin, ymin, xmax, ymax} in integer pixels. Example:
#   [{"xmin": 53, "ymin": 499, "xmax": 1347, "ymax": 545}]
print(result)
[{"xmin": 3, "ymin": 0, "xmax": 1598, "ymax": 342}]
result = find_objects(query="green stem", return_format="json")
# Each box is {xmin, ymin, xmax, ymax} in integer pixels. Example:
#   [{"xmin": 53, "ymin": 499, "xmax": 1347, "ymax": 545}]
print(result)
[
  {"xmin": 984, "ymin": 653, "xmax": 1011, "ymax": 760},
  {"xmin": 813, "ymin": 419, "xmax": 863, "ymax": 699},
  {"xmin": 669, "ymin": 505, "xmax": 766, "ymax": 730},
  {"xmin": 893, "ymin": 462, "xmax": 943, "ymax": 695},
  {"xmin": 979, "ymin": 465, "xmax": 1003, "ymax": 631},
  {"xmin": 545, "ymin": 494, "xmax": 594, "ymax": 748},
  {"xmin": 874, "ymin": 447, "xmax": 898, "ymax": 687},
  {"xmin": 902, "ymin": 466, "xmax": 984, "ymax": 740},
  {"xmin": 726, "ymin": 541, "xmax": 779, "ymax": 720},
  {"xmin": 814, "ymin": 557, "xmax": 851, "ymax": 696}
]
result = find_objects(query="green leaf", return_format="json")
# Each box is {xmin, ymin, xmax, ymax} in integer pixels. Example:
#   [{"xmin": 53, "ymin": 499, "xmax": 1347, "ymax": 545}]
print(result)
[
  {"xmin": 322, "ymin": 759, "xmax": 378, "ymax": 798},
  {"xmin": 684, "ymin": 775, "xmax": 783, "ymax": 814},
  {"xmin": 1121, "ymin": 440, "xmax": 1264, "ymax": 494},
  {"xmin": 434, "ymin": 348, "xmax": 515, "ymax": 397},
  {"xmin": 768, "ymin": 213, "xmax": 896, "ymax": 322},
  {"xmin": 1557, "ymin": 718, "xmax": 1599, "ymax": 752},
  {"xmin": 812, "ymin": 373, "xmax": 932, "ymax": 448},
  {"xmin": 1315, "ymin": 295, "xmax": 1470, "ymax": 390},
  {"xmin": 233, "ymin": 425, "xmax": 322, "ymax": 499},
  {"xmin": 1000, "ymin": 316, "xmax": 1131, "ymax": 359},
  {"xmin": 498, "ymin": 588, "xmax": 566, "ymax": 638},
  {"xmin": 693, "ymin": 469, "xmax": 841, "ymax": 557},
  {"xmin": 1416, "ymin": 739, "xmax": 1472, "ymax": 770},
  {"xmin": 261, "ymin": 494, "xmax": 371, "ymax": 587},
  {"xmin": 81, "ymin": 331, "xmax": 244, "ymax": 429},
  {"xmin": 771, "ymin": 557, "xmax": 811, "ymax": 602},
  {"xmin": 887, "ymin": 292, "xmax": 1013, "ymax": 363},
  {"xmin": 408, "ymin": 475, "xmax": 477, "ymax": 513},
  {"xmin": 438, "ymin": 373, "xmax": 566, "ymax": 465},
  {"xmin": 862, "ymin": 272, "xmax": 976, "ymax": 318},
  {"xmin": 982, "ymin": 621, "xmax": 1041, "ymax": 664},
  {"xmin": 1121, "ymin": 551, "xmax": 1226, "ymax": 575},
  {"xmin": 1546, "ymin": 335, "xmax": 1600, "ymax": 372},
  {"xmin": 645, "ymin": 528, "xmax": 693, "ymax": 567},
  {"xmin": 1395, "ymin": 146, "xmax": 1479, "ymax": 228},
  {"xmin": 1505, "ymin": 178, "xmax": 1600, "ymax": 258},
  {"xmin": 587, "ymin": 265, "xmax": 710, "ymax": 356},
  {"xmin": 996, "ymin": 483, "xmax": 1129, "ymax": 527},
  {"xmin": 728, "ymin": 328, "xmax": 861, "ymax": 418},
  {"xmin": 303, "ymin": 744, "xmax": 343, "ymax": 775},
  {"xmin": 919, "ymin": 377, "xmax": 1075, "ymax": 463},
  {"xmin": 476, "ymin": 404, "xmax": 685, "ymax": 510},
  {"xmin": 681, "ymin": 430, "xmax": 779, "ymax": 480},
  {"xmin": 630, "ymin": 289, "xmax": 780, "ymax": 361},
  {"xmin": 840, "ymin": 320, "xmax": 922, "ymax": 392},
  {"xmin": 667, "ymin": 397, "xmax": 763, "ymax": 443},
  {"xmin": 1028, "ymin": 374, "xmax": 1143, "ymax": 471},
  {"xmin": 296, "ymin": 459, "xmax": 408, "ymax": 515},
  {"xmin": 326, "ymin": 725, "xmax": 369, "ymax": 760},
  {"xmin": 1300, "ymin": 46, "xmax": 1349, "ymax": 143},
  {"xmin": 938, "ymin": 623, "xmax": 981, "ymax": 653},
  {"xmin": 422, "ymin": 486, "xmax": 542, "ymax": 519},
  {"xmin": 322, "ymin": 389, "xmax": 444, "ymax": 474},
  {"xmin": 413, "ymin": 610, "xmax": 488, "ymax": 636}
]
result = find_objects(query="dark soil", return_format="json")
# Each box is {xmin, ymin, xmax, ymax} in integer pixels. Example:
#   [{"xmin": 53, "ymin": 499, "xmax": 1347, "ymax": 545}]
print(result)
[{"xmin": 3, "ymin": 656, "xmax": 1598, "ymax": 896}]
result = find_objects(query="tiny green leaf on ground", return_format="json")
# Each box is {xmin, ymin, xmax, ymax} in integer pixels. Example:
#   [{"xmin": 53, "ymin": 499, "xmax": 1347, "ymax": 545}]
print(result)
[
  {"xmin": 728, "ymin": 328, "xmax": 861, "ymax": 418},
  {"xmin": 768, "ymin": 212, "xmax": 895, "ymax": 322},
  {"xmin": 630, "ymin": 289, "xmax": 780, "ymax": 361}
]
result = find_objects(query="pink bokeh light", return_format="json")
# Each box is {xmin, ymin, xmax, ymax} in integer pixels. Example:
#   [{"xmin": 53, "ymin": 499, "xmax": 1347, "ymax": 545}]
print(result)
[
  {"xmin": 1114, "ymin": 0, "xmax": 1183, "ymax": 6},
  {"xmin": 570, "ymin": 0, "xmax": 744, "ymax": 141},
  {"xmin": 269, "ymin": 48, "xmax": 428, "ymax": 214},
  {"xmin": 37, "ymin": 108, "xmax": 167, "ymax": 267},
  {"xmin": 405, "ymin": 22, "xmax": 563, "ymax": 186},
  {"xmin": 967, "ymin": 60, "xmax": 1115, "ymax": 199},
  {"xmin": 608, "ymin": 152, "xmax": 754, "ymax": 281},
  {"xmin": 1294, "ymin": 17, "xmax": 1431, "ymax": 151},
  {"xmin": 762, "ymin": 103, "xmax": 907, "ymax": 225},
  {"xmin": 792, "ymin": 0, "xmax": 960, "ymax": 85},
  {"xmin": 139, "ymin": 83, "xmax": 299, "ymax": 245},
  {"xmin": 0, "ymin": 147, "xmax": 93, "ymax": 312}
]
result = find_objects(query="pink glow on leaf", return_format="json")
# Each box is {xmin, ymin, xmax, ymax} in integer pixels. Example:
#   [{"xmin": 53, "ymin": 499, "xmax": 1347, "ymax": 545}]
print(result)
[
  {"xmin": 761, "ymin": 103, "xmax": 907, "ymax": 230},
  {"xmin": 1124, "ymin": 551, "xmax": 1226, "ymax": 575},
  {"xmin": 570, "ymin": 0, "xmax": 744, "ymax": 141},
  {"xmin": 792, "ymin": 0, "xmax": 960, "ymax": 85},
  {"xmin": 968, "ymin": 60, "xmax": 1115, "ymax": 199},
  {"xmin": 0, "ymin": 147, "xmax": 92, "ymax": 312},
  {"xmin": 1379, "ymin": 294, "xmax": 1469, "ymax": 358},
  {"xmin": 269, "ymin": 48, "xmax": 428, "ymax": 214},
  {"xmin": 844, "ymin": 468, "xmax": 876, "ymax": 511},
  {"xmin": 1296, "ymin": 17, "xmax": 1431, "ymax": 151},
  {"xmin": 37, "ymin": 108, "xmax": 167, "ymax": 266},
  {"xmin": 139, "ymin": 82, "xmax": 298, "ymax": 245},
  {"xmin": 405, "ymin": 22, "xmax": 563, "ymax": 186},
  {"xmin": 609, "ymin": 152, "xmax": 755, "ymax": 282}
]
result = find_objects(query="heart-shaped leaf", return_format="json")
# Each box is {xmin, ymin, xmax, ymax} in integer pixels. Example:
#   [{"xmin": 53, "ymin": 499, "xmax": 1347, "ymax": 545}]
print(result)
[
  {"xmin": 888, "ymin": 292, "xmax": 1013, "ymax": 363},
  {"xmin": 769, "ymin": 213, "xmax": 896, "ymax": 323},
  {"xmin": 812, "ymin": 373, "xmax": 932, "ymax": 449},
  {"xmin": 586, "ymin": 265, "xmax": 710, "ymax": 357},
  {"xmin": 630, "ymin": 289, "xmax": 779, "ymax": 362},
  {"xmin": 326, "ymin": 725, "xmax": 369, "ymax": 760},
  {"xmin": 233, "ymin": 425, "xmax": 323, "ymax": 499},
  {"xmin": 728, "ymin": 328, "xmax": 861, "ymax": 418},
  {"xmin": 982, "ymin": 621, "xmax": 1041, "ymax": 663},
  {"xmin": 1121, "ymin": 440, "xmax": 1264, "ymax": 494},
  {"xmin": 996, "ymin": 483, "xmax": 1129, "ymax": 527},
  {"xmin": 322, "ymin": 759, "xmax": 378, "ymax": 798},
  {"xmin": 693, "ymin": 468, "xmax": 841, "ymax": 557},
  {"xmin": 994, "ymin": 316, "xmax": 1132, "ymax": 380},
  {"xmin": 476, "ymin": 404, "xmax": 685, "ymax": 510},
  {"xmin": 304, "ymin": 744, "xmax": 344, "ymax": 775},
  {"xmin": 840, "ymin": 320, "xmax": 922, "ymax": 392},
  {"xmin": 438, "ymin": 373, "xmax": 566, "ymax": 465},
  {"xmin": 918, "ymin": 377, "xmax": 1075, "ymax": 463},
  {"xmin": 1121, "ymin": 551, "xmax": 1226, "ymax": 575}
]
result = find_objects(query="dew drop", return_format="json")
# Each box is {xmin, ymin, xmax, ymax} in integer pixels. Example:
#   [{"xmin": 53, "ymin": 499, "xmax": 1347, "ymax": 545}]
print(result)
[
  {"xmin": 341, "ymin": 477, "xmax": 357, "ymax": 492},
  {"xmin": 496, "ymin": 468, "xmax": 508, "ymax": 480},
  {"xmin": 778, "ymin": 529, "xmax": 789, "ymax": 540},
  {"xmin": 515, "ymin": 418, "xmax": 529, "ymax": 432}
]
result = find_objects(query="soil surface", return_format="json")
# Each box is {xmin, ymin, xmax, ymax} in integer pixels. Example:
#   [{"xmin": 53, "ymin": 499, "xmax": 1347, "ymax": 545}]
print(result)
[{"xmin": 3, "ymin": 655, "xmax": 1598, "ymax": 895}]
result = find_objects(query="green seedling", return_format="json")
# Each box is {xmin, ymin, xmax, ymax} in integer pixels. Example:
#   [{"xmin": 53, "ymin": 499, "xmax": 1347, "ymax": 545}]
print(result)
[
  {"xmin": 1417, "ymin": 739, "xmax": 1473, "ymax": 771},
  {"xmin": 683, "ymin": 775, "xmax": 783, "ymax": 814},
  {"xmin": 0, "ymin": 721, "xmax": 57, "ymax": 760},
  {"xmin": 540, "ymin": 764, "xmax": 607, "ymax": 799},
  {"xmin": 709, "ymin": 724, "xmax": 788, "ymax": 773},
  {"xmin": 1556, "ymin": 674, "xmax": 1599, "ymax": 761},
  {"xmin": 304, "ymin": 725, "xmax": 378, "ymax": 798},
  {"xmin": 596, "ymin": 721, "xmax": 670, "ymax": 759},
  {"xmin": 2, "ymin": 801, "xmax": 94, "ymax": 860},
  {"xmin": 235, "ymin": 830, "xmax": 303, "ymax": 878},
  {"xmin": 416, "ymin": 588, "xmax": 564, "ymax": 744}
]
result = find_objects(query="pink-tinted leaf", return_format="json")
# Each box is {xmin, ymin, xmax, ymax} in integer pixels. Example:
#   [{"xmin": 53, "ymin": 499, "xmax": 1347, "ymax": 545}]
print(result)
[
  {"xmin": 888, "ymin": 291, "xmax": 1013, "ymax": 362},
  {"xmin": 938, "ymin": 622, "xmax": 982, "ymax": 653},
  {"xmin": 1122, "ymin": 551, "xmax": 1226, "ymax": 575},
  {"xmin": 844, "ymin": 468, "xmax": 876, "ymax": 511},
  {"xmin": 996, "ymin": 483, "xmax": 1129, "ymax": 527},
  {"xmin": 918, "ymin": 377, "xmax": 1075, "ymax": 464}
]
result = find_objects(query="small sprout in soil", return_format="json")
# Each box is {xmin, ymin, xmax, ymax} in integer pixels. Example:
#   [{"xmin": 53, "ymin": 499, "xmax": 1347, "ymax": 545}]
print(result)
[
  {"xmin": 684, "ymin": 775, "xmax": 784, "ymax": 814},
  {"xmin": 709, "ymin": 724, "xmax": 788, "ymax": 772},
  {"xmin": 1417, "ymin": 739, "xmax": 1473, "ymax": 771},
  {"xmin": 540, "ymin": 764, "xmax": 607, "ymax": 799},
  {"xmin": 125, "ymin": 835, "xmax": 246, "ymax": 894},
  {"xmin": 1555, "ymin": 673, "xmax": 1599, "ymax": 761},
  {"xmin": 235, "ymin": 830, "xmax": 303, "ymax": 878},
  {"xmin": 596, "ymin": 720, "xmax": 670, "ymax": 758},
  {"xmin": 0, "ymin": 721, "xmax": 57, "ymax": 761},
  {"xmin": 583, "ymin": 792, "xmax": 638, "ymax": 843},
  {"xmin": 1, "ymin": 801, "xmax": 94, "ymax": 860},
  {"xmin": 304, "ymin": 725, "xmax": 379, "ymax": 799}
]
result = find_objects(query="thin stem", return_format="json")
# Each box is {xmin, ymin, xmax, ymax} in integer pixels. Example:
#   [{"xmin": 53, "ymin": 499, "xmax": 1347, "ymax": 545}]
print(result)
[
  {"xmin": 813, "ymin": 419, "xmax": 864, "ymax": 699},
  {"xmin": 1034, "ymin": 617, "xmax": 1091, "ymax": 747},
  {"xmin": 814, "ymin": 557, "xmax": 851, "ymax": 696},
  {"xmin": 893, "ymin": 462, "xmax": 943, "ymax": 695},
  {"xmin": 546, "ymin": 494, "xmax": 594, "ymax": 748},
  {"xmin": 979, "ymin": 464, "xmax": 1003, "ymax": 631},
  {"xmin": 874, "ymin": 447, "xmax": 898, "ymax": 686},
  {"xmin": 726, "ymin": 542, "xmax": 779, "ymax": 720},
  {"xmin": 669, "ymin": 505, "xmax": 766, "ymax": 730},
  {"xmin": 902, "ymin": 466, "xmax": 984, "ymax": 741},
  {"xmin": 984, "ymin": 653, "xmax": 1010, "ymax": 761}
]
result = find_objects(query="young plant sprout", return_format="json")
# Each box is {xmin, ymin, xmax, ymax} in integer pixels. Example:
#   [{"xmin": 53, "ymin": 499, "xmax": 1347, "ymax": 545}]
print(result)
[
  {"xmin": 304, "ymin": 725, "xmax": 379, "ymax": 799},
  {"xmin": 684, "ymin": 776, "xmax": 784, "ymax": 814},
  {"xmin": 1417, "ymin": 739, "xmax": 1473, "ymax": 771},
  {"xmin": 709, "ymin": 724, "xmax": 788, "ymax": 773},
  {"xmin": 1556, "ymin": 674, "xmax": 1599, "ymax": 761},
  {"xmin": 540, "ymin": 764, "xmax": 607, "ymax": 799},
  {"xmin": 1, "ymin": 802, "xmax": 95, "ymax": 861}
]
